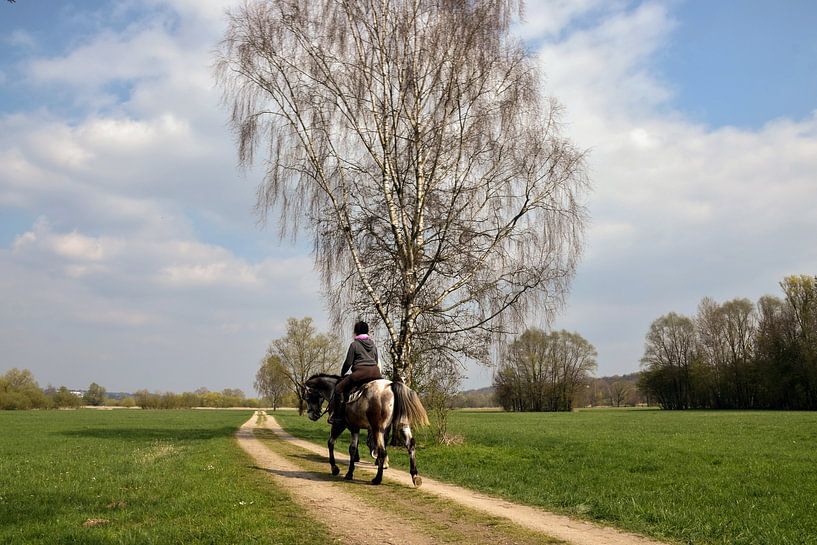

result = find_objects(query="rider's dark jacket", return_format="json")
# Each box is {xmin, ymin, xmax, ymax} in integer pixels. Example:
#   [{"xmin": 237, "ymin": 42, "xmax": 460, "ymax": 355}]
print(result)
[{"xmin": 340, "ymin": 337, "xmax": 378, "ymax": 376}]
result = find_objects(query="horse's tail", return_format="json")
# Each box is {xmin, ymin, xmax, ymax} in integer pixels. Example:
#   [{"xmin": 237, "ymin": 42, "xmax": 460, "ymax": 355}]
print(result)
[{"xmin": 391, "ymin": 382, "xmax": 429, "ymax": 428}]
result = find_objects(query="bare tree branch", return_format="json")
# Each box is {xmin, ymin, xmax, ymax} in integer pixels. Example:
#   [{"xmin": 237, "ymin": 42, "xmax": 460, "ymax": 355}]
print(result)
[{"xmin": 215, "ymin": 0, "xmax": 588, "ymax": 385}]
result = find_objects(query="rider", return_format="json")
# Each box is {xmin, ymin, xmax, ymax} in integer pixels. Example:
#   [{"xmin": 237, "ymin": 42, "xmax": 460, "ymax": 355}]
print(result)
[{"xmin": 328, "ymin": 320, "xmax": 383, "ymax": 424}]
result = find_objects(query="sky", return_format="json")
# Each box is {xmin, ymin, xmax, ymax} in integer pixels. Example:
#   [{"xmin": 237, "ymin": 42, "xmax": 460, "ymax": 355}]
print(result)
[{"xmin": 1, "ymin": 0, "xmax": 815, "ymax": 394}]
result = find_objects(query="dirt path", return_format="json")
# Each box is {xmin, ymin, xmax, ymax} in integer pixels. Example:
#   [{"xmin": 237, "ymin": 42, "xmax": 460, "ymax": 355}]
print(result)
[
  {"xmin": 236, "ymin": 416, "xmax": 436, "ymax": 545},
  {"xmin": 239, "ymin": 416, "xmax": 666, "ymax": 545}
]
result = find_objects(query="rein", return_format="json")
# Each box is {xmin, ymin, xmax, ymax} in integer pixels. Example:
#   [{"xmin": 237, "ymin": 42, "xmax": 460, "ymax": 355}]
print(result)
[{"xmin": 316, "ymin": 402, "xmax": 330, "ymax": 419}]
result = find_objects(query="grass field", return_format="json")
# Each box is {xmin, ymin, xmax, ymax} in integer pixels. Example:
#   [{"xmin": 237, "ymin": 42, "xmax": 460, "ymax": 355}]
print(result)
[
  {"xmin": 275, "ymin": 408, "xmax": 817, "ymax": 545},
  {"xmin": 0, "ymin": 409, "xmax": 331, "ymax": 545}
]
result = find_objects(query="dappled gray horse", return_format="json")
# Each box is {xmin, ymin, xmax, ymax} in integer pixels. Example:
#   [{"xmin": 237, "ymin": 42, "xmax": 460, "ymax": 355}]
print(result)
[{"xmin": 302, "ymin": 373, "xmax": 428, "ymax": 486}]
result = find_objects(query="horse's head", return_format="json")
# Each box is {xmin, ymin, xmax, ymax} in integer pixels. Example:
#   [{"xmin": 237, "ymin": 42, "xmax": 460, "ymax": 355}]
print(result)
[
  {"xmin": 302, "ymin": 374, "xmax": 340, "ymax": 421},
  {"xmin": 301, "ymin": 383, "xmax": 326, "ymax": 422}
]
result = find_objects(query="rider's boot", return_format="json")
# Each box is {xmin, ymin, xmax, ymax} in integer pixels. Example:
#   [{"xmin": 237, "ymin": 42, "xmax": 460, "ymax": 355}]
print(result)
[{"xmin": 327, "ymin": 394, "xmax": 345, "ymax": 425}]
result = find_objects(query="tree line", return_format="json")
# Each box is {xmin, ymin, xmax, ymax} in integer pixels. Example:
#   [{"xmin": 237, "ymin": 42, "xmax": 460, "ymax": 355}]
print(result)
[
  {"xmin": 0, "ymin": 368, "xmax": 261, "ymax": 410},
  {"xmin": 639, "ymin": 275, "xmax": 817, "ymax": 410},
  {"xmin": 453, "ymin": 373, "xmax": 647, "ymax": 410}
]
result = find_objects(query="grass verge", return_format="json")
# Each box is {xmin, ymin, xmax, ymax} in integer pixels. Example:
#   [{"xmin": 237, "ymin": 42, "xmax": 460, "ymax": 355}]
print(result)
[{"xmin": 0, "ymin": 409, "xmax": 332, "ymax": 545}]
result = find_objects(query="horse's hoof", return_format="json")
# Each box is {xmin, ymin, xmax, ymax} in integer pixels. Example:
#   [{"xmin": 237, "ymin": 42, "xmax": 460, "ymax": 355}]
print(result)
[
  {"xmin": 344, "ymin": 473, "xmax": 354, "ymax": 481},
  {"xmin": 331, "ymin": 466, "xmax": 340, "ymax": 476},
  {"xmin": 371, "ymin": 477, "xmax": 382, "ymax": 485},
  {"xmin": 412, "ymin": 475, "xmax": 422, "ymax": 487}
]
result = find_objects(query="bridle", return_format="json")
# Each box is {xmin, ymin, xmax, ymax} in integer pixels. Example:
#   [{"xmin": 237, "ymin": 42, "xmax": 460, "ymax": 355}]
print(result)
[{"xmin": 304, "ymin": 385, "xmax": 331, "ymax": 420}]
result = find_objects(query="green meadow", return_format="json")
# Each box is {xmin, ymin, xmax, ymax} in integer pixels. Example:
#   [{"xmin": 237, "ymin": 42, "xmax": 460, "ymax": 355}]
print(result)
[
  {"xmin": 276, "ymin": 408, "xmax": 817, "ymax": 545},
  {"xmin": 0, "ymin": 409, "xmax": 330, "ymax": 545}
]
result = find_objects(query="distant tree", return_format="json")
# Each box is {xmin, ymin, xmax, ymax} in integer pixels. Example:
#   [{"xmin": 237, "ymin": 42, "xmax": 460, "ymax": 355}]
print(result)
[
  {"xmin": 639, "ymin": 313, "xmax": 699, "ymax": 410},
  {"xmin": 265, "ymin": 317, "xmax": 341, "ymax": 414},
  {"xmin": 494, "ymin": 329, "xmax": 596, "ymax": 412},
  {"xmin": 0, "ymin": 368, "xmax": 49, "ymax": 410},
  {"xmin": 134, "ymin": 389, "xmax": 160, "ymax": 409},
  {"xmin": 178, "ymin": 392, "xmax": 199, "ymax": 408},
  {"xmin": 52, "ymin": 386, "xmax": 82, "ymax": 408},
  {"xmin": 753, "ymin": 295, "xmax": 792, "ymax": 407},
  {"xmin": 696, "ymin": 297, "xmax": 757, "ymax": 408},
  {"xmin": 83, "ymin": 382, "xmax": 107, "ymax": 406},
  {"xmin": 779, "ymin": 275, "xmax": 817, "ymax": 408},
  {"xmin": 255, "ymin": 354, "xmax": 289, "ymax": 411},
  {"xmin": 3, "ymin": 368, "xmax": 38, "ymax": 390},
  {"xmin": 609, "ymin": 381, "xmax": 632, "ymax": 407},
  {"xmin": 159, "ymin": 392, "xmax": 181, "ymax": 409},
  {"xmin": 221, "ymin": 388, "xmax": 245, "ymax": 399},
  {"xmin": 451, "ymin": 387, "xmax": 496, "ymax": 409}
]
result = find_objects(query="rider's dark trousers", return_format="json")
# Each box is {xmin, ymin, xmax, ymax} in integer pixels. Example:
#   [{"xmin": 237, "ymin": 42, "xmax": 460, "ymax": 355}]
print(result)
[{"xmin": 331, "ymin": 364, "xmax": 383, "ymax": 417}]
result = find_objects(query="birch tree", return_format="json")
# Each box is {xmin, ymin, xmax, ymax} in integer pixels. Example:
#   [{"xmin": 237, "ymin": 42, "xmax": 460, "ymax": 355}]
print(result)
[{"xmin": 216, "ymin": 0, "xmax": 588, "ymax": 384}]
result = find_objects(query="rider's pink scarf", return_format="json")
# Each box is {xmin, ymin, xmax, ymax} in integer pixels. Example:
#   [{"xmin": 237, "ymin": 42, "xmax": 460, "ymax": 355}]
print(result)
[{"xmin": 354, "ymin": 334, "xmax": 369, "ymax": 340}]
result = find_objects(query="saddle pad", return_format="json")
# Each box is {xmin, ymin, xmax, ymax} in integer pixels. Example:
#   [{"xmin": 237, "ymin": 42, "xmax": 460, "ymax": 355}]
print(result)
[{"xmin": 347, "ymin": 380, "xmax": 388, "ymax": 405}]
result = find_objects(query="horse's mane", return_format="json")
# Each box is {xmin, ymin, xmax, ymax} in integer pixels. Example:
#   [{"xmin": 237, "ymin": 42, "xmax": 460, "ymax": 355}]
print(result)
[{"xmin": 307, "ymin": 373, "xmax": 341, "ymax": 382}]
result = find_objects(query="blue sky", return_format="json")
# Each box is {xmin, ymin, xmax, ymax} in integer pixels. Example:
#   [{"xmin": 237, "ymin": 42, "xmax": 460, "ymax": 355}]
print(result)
[
  {"xmin": 661, "ymin": 0, "xmax": 817, "ymax": 128},
  {"xmin": 1, "ymin": 0, "xmax": 816, "ymax": 393}
]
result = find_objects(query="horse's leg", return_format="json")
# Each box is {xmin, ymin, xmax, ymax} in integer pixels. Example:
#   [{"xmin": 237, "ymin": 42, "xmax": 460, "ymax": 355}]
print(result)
[
  {"xmin": 354, "ymin": 431, "xmax": 362, "ymax": 462},
  {"xmin": 382, "ymin": 427, "xmax": 390, "ymax": 469},
  {"xmin": 327, "ymin": 422, "xmax": 344, "ymax": 476},
  {"xmin": 344, "ymin": 428, "xmax": 360, "ymax": 481},
  {"xmin": 402, "ymin": 425, "xmax": 421, "ymax": 487},
  {"xmin": 366, "ymin": 430, "xmax": 376, "ymax": 460},
  {"xmin": 371, "ymin": 428, "xmax": 386, "ymax": 485}
]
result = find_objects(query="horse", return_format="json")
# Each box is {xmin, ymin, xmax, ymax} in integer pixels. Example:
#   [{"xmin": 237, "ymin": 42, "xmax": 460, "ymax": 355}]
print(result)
[{"xmin": 302, "ymin": 373, "xmax": 429, "ymax": 486}]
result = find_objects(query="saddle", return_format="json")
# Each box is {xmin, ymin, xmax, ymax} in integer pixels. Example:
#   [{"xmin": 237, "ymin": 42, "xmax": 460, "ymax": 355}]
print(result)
[
  {"xmin": 345, "ymin": 379, "xmax": 384, "ymax": 405},
  {"xmin": 345, "ymin": 382, "xmax": 372, "ymax": 405}
]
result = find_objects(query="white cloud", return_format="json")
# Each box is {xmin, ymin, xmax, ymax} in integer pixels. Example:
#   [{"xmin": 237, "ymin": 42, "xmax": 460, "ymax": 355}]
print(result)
[
  {"xmin": 514, "ymin": 0, "xmax": 615, "ymax": 40},
  {"xmin": 159, "ymin": 262, "xmax": 257, "ymax": 287},
  {"xmin": 1, "ymin": 215, "xmax": 322, "ymax": 391},
  {"xmin": 3, "ymin": 29, "xmax": 36, "ymax": 49},
  {"xmin": 28, "ymin": 27, "xmax": 179, "ymax": 88},
  {"xmin": 537, "ymin": 1, "xmax": 676, "ymax": 122}
]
